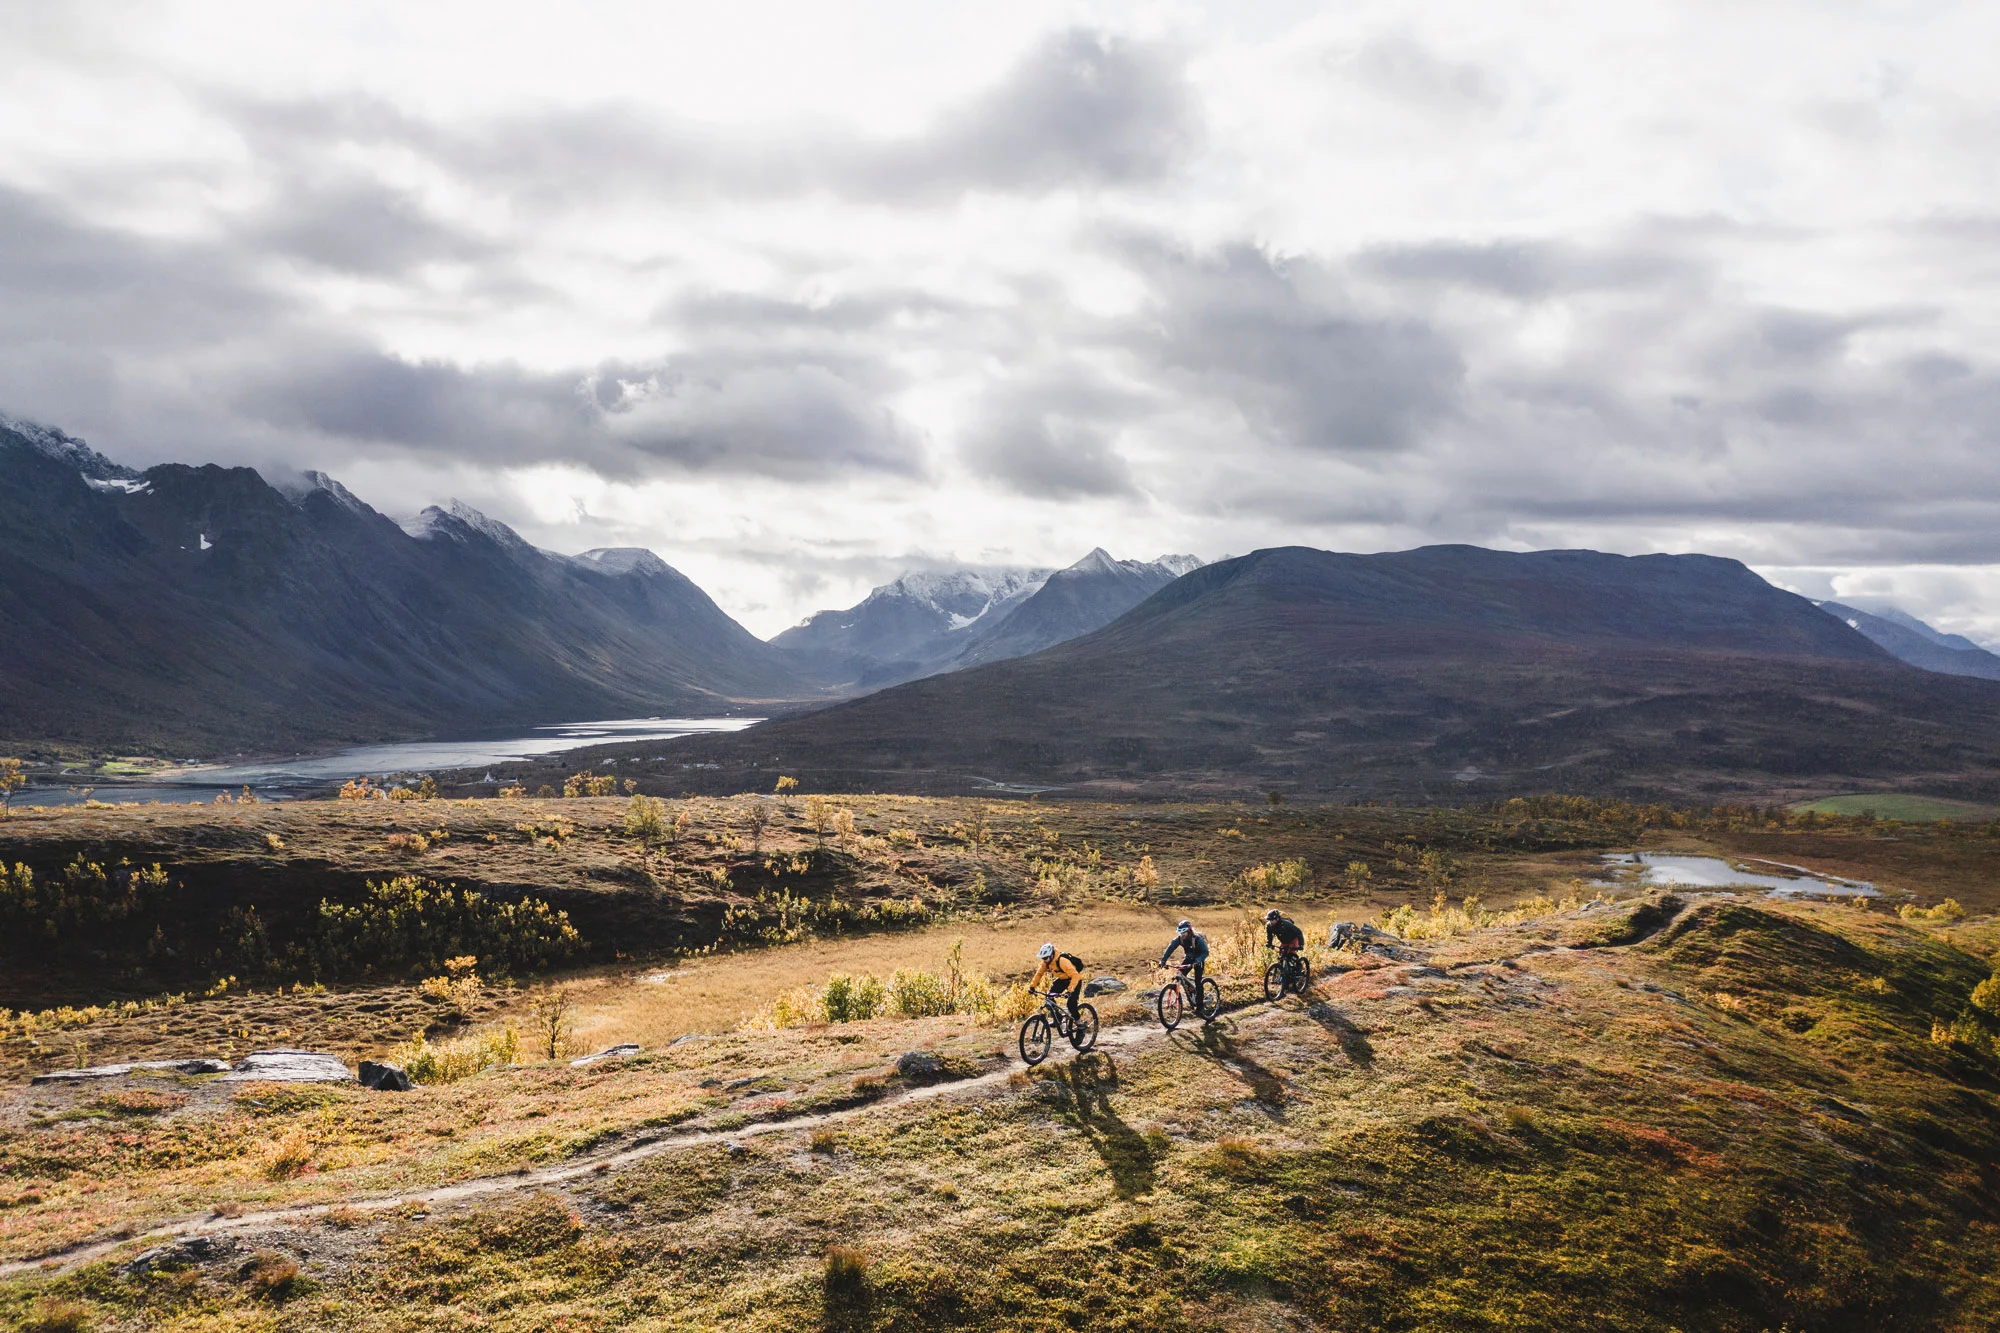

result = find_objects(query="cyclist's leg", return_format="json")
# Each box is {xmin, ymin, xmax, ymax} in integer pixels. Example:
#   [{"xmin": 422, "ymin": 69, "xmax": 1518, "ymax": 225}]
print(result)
[{"xmin": 1191, "ymin": 959, "xmax": 1205, "ymax": 989}]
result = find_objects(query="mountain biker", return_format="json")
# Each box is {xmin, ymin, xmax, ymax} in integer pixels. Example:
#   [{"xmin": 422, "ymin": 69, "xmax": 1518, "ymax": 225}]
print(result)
[
  {"xmin": 1265, "ymin": 908, "xmax": 1305, "ymax": 959},
  {"xmin": 1029, "ymin": 941, "xmax": 1085, "ymax": 1026},
  {"xmin": 1159, "ymin": 919, "xmax": 1209, "ymax": 989},
  {"xmin": 1265, "ymin": 910, "xmax": 1307, "ymax": 989}
]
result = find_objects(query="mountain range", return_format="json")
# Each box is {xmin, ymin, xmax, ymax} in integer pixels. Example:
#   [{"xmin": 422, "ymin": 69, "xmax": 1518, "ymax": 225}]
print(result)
[
  {"xmin": 0, "ymin": 416, "xmax": 811, "ymax": 754},
  {"xmin": 771, "ymin": 549, "xmax": 1202, "ymax": 686},
  {"xmin": 12, "ymin": 410, "xmax": 2000, "ymax": 802},
  {"xmin": 1817, "ymin": 601, "xmax": 2000, "ymax": 681},
  {"xmin": 657, "ymin": 545, "xmax": 2000, "ymax": 802}
]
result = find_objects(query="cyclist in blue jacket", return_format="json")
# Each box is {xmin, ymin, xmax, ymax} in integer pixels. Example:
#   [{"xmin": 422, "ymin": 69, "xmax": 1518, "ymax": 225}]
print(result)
[{"xmin": 1160, "ymin": 918, "xmax": 1209, "ymax": 988}]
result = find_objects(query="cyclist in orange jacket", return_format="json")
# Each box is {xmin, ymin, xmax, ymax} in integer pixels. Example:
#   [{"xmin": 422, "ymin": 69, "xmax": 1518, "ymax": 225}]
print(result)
[{"xmin": 1029, "ymin": 941, "xmax": 1085, "ymax": 1025}]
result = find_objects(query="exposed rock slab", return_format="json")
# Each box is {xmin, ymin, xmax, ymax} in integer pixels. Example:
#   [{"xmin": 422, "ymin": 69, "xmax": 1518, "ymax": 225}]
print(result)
[
  {"xmin": 32, "ymin": 1057, "xmax": 229, "ymax": 1084},
  {"xmin": 221, "ymin": 1050, "xmax": 354, "ymax": 1083},
  {"xmin": 570, "ymin": 1043, "xmax": 642, "ymax": 1068}
]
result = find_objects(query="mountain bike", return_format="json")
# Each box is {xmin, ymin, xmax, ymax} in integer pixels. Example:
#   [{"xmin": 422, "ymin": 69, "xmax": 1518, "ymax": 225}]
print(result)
[
  {"xmin": 1019, "ymin": 988, "xmax": 1098, "ymax": 1066},
  {"xmin": 1263, "ymin": 947, "xmax": 1311, "ymax": 1001},
  {"xmin": 1155, "ymin": 962, "xmax": 1221, "ymax": 1031}
]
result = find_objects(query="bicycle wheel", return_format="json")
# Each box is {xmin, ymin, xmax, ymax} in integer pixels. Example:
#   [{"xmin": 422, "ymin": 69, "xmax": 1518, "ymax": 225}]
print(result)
[
  {"xmin": 1070, "ymin": 1003, "xmax": 1099, "ymax": 1052},
  {"xmin": 1019, "ymin": 1014, "xmax": 1052, "ymax": 1066},
  {"xmin": 1157, "ymin": 981, "xmax": 1184, "ymax": 1031},
  {"xmin": 1199, "ymin": 978, "xmax": 1221, "ymax": 1020},
  {"xmin": 1292, "ymin": 957, "xmax": 1312, "ymax": 994},
  {"xmin": 1264, "ymin": 962, "xmax": 1285, "ymax": 1002}
]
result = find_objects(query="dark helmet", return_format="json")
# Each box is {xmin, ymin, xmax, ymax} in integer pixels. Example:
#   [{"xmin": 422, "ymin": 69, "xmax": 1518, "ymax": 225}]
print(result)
[
  {"xmin": 1265, "ymin": 908, "xmax": 1282, "ymax": 922},
  {"xmin": 1176, "ymin": 919, "xmax": 1193, "ymax": 932}
]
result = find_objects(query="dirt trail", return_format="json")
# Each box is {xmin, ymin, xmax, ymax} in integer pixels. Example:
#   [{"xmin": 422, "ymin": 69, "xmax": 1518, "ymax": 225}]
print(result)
[{"xmin": 2, "ymin": 1005, "xmax": 1274, "ymax": 1279}]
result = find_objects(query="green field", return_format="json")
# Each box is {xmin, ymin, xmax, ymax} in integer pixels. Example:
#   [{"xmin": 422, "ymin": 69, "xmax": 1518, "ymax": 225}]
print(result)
[{"xmin": 1794, "ymin": 793, "xmax": 2000, "ymax": 821}]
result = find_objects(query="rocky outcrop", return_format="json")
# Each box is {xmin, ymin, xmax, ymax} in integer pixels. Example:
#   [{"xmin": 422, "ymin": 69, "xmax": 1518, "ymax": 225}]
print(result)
[{"xmin": 221, "ymin": 1050, "xmax": 354, "ymax": 1083}]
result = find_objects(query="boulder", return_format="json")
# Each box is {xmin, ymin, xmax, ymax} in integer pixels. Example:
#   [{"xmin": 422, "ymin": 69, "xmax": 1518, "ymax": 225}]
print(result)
[
  {"xmin": 222, "ymin": 1050, "xmax": 355, "ymax": 1083},
  {"xmin": 1084, "ymin": 976, "xmax": 1126, "ymax": 996},
  {"xmin": 120, "ymin": 1235, "xmax": 231, "ymax": 1276},
  {"xmin": 1329, "ymin": 922, "xmax": 1394, "ymax": 949},
  {"xmin": 570, "ymin": 1043, "xmax": 642, "ymax": 1068},
  {"xmin": 33, "ymin": 1057, "xmax": 230, "ymax": 1084},
  {"xmin": 895, "ymin": 1051, "xmax": 945, "ymax": 1081},
  {"xmin": 358, "ymin": 1060, "xmax": 413, "ymax": 1091}
]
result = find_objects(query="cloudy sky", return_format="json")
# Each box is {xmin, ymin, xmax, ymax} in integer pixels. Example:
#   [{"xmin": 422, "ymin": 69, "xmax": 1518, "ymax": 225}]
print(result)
[{"xmin": 6, "ymin": 1, "xmax": 2000, "ymax": 640}]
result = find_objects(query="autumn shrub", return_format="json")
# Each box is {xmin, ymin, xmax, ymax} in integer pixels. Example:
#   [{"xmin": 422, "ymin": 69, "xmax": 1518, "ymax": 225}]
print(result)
[
  {"xmin": 1900, "ymin": 898, "xmax": 1966, "ymax": 922},
  {"xmin": 21, "ymin": 1297, "xmax": 93, "ymax": 1333},
  {"xmin": 824, "ymin": 1246, "xmax": 869, "ymax": 1310},
  {"xmin": 1233, "ymin": 859, "xmax": 1309, "ymax": 895},
  {"xmin": 394, "ymin": 1023, "xmax": 521, "ymax": 1084},
  {"xmin": 262, "ymin": 1126, "xmax": 317, "ymax": 1180},
  {"xmin": 759, "ymin": 938, "xmax": 1011, "ymax": 1028},
  {"xmin": 241, "ymin": 1251, "xmax": 302, "ymax": 1299},
  {"xmin": 623, "ymin": 793, "xmax": 669, "ymax": 843},
  {"xmin": 309, "ymin": 875, "xmax": 580, "ymax": 977}
]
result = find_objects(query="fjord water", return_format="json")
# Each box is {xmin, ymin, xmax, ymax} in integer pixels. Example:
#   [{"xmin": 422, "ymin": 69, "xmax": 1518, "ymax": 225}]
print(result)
[
  {"xmin": 173, "ymin": 717, "xmax": 761, "ymax": 786},
  {"xmin": 14, "ymin": 717, "xmax": 761, "ymax": 805}
]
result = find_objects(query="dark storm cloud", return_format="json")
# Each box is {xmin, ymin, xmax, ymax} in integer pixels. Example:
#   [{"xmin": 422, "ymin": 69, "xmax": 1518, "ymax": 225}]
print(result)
[
  {"xmin": 236, "ymin": 349, "xmax": 927, "ymax": 481},
  {"xmin": 219, "ymin": 28, "xmax": 1197, "ymax": 209},
  {"xmin": 0, "ymin": 185, "xmax": 925, "ymax": 482}
]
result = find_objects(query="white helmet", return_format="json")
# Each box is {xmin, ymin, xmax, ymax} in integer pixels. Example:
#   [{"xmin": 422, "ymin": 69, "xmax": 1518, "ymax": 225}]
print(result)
[{"xmin": 1038, "ymin": 942, "xmax": 1055, "ymax": 961}]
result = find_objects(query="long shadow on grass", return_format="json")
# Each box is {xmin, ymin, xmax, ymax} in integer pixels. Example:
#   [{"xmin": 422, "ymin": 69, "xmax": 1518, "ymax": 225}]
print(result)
[
  {"xmin": 1302, "ymin": 999, "xmax": 1375, "ymax": 1067},
  {"xmin": 1185, "ymin": 1023, "xmax": 1287, "ymax": 1117},
  {"xmin": 1048, "ymin": 1053, "xmax": 1159, "ymax": 1199}
]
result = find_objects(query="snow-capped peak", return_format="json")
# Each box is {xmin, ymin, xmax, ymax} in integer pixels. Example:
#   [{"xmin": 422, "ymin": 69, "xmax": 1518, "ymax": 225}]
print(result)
[
  {"xmin": 1065, "ymin": 547, "xmax": 1120, "ymax": 576},
  {"xmin": 0, "ymin": 411, "xmax": 139, "ymax": 481},
  {"xmin": 1154, "ymin": 553, "xmax": 1204, "ymax": 577},
  {"xmin": 280, "ymin": 470, "xmax": 373, "ymax": 516},
  {"xmin": 572, "ymin": 547, "xmax": 671, "ymax": 577},
  {"xmin": 404, "ymin": 499, "xmax": 538, "ymax": 557}
]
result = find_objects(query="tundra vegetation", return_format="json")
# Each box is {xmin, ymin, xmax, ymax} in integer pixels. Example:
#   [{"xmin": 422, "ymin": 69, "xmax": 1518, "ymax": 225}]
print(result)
[{"xmin": 0, "ymin": 790, "xmax": 1997, "ymax": 1330}]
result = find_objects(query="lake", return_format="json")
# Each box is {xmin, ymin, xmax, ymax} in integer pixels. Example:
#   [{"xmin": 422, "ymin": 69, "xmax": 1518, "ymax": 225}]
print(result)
[
  {"xmin": 1602, "ymin": 852, "xmax": 1879, "ymax": 899},
  {"xmin": 12, "ymin": 717, "xmax": 759, "ymax": 805}
]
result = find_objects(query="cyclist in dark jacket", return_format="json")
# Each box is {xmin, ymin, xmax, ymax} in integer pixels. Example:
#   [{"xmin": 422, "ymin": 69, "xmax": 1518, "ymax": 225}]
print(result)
[
  {"xmin": 1160, "ymin": 919, "xmax": 1210, "ymax": 987},
  {"xmin": 1264, "ymin": 908, "xmax": 1305, "ymax": 955}
]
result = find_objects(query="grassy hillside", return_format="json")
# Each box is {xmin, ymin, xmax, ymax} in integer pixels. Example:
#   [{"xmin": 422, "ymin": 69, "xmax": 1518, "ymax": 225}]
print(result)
[{"xmin": 3, "ymin": 795, "xmax": 1999, "ymax": 1330}]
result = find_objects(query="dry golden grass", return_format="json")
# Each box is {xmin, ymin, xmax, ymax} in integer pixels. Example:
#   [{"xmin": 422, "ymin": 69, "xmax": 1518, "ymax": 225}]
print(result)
[{"xmin": 562, "ymin": 901, "xmax": 1335, "ymax": 1050}]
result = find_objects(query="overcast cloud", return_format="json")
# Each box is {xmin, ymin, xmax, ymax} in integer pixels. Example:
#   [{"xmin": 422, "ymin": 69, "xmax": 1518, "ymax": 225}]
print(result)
[{"xmin": 5, "ymin": 1, "xmax": 2000, "ymax": 642}]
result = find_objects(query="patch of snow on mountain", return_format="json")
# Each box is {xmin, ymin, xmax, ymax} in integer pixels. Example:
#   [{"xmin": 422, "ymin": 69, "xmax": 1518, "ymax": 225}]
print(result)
[
  {"xmin": 867, "ymin": 566, "xmax": 1054, "ymax": 629},
  {"xmin": 85, "ymin": 476, "xmax": 152, "ymax": 495},
  {"xmin": 199, "ymin": 534, "xmax": 212, "ymax": 550},
  {"xmin": 1155, "ymin": 554, "xmax": 1205, "ymax": 577}
]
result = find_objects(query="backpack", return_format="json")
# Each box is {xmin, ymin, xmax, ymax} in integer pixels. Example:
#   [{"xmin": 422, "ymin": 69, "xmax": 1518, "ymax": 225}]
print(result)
[{"xmin": 1060, "ymin": 951, "xmax": 1084, "ymax": 973}]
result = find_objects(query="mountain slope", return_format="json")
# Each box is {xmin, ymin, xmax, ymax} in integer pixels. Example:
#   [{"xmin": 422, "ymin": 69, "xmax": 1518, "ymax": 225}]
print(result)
[
  {"xmin": 669, "ymin": 544, "xmax": 2000, "ymax": 800},
  {"xmin": 772, "ymin": 566, "xmax": 1056, "ymax": 687},
  {"xmin": 953, "ymin": 549, "xmax": 1202, "ymax": 668},
  {"xmin": 1818, "ymin": 601, "xmax": 2000, "ymax": 681},
  {"xmin": 0, "ymin": 416, "xmax": 812, "ymax": 755}
]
